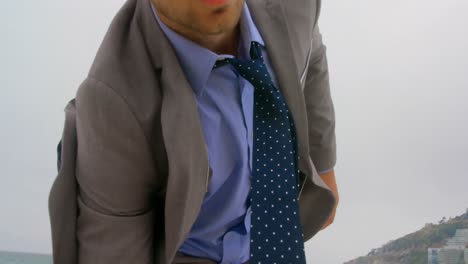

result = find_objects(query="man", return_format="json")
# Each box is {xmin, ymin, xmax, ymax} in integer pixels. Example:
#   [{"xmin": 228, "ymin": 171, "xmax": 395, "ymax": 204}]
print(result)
[{"xmin": 48, "ymin": 0, "xmax": 339, "ymax": 263}]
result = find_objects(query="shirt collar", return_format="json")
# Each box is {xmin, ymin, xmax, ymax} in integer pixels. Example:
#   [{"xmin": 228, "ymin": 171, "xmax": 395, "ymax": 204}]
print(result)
[{"xmin": 151, "ymin": 2, "xmax": 265, "ymax": 97}]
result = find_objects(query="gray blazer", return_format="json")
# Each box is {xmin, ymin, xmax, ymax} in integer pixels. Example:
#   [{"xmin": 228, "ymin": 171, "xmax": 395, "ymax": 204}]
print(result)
[{"xmin": 48, "ymin": 0, "xmax": 337, "ymax": 263}]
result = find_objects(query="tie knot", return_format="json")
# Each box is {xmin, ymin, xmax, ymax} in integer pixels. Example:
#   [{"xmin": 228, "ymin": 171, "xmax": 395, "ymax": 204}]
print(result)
[
  {"xmin": 213, "ymin": 41, "xmax": 273, "ymax": 90},
  {"xmin": 213, "ymin": 41, "xmax": 264, "ymax": 69}
]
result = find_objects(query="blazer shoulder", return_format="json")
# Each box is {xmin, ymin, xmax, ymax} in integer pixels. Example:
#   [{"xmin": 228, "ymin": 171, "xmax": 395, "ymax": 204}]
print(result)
[
  {"xmin": 281, "ymin": 0, "xmax": 319, "ymax": 27},
  {"xmin": 86, "ymin": 0, "xmax": 143, "ymax": 93},
  {"xmin": 77, "ymin": 0, "xmax": 164, "ymax": 129}
]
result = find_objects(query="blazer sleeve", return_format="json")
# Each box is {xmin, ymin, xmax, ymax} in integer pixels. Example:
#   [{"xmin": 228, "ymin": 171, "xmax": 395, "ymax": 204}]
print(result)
[
  {"xmin": 49, "ymin": 99, "xmax": 79, "ymax": 264},
  {"xmin": 74, "ymin": 77, "xmax": 158, "ymax": 263},
  {"xmin": 303, "ymin": 2, "xmax": 337, "ymax": 173}
]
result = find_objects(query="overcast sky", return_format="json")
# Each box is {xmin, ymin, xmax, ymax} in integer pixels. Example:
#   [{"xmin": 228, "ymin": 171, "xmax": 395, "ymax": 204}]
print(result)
[{"xmin": 1, "ymin": 0, "xmax": 467, "ymax": 263}]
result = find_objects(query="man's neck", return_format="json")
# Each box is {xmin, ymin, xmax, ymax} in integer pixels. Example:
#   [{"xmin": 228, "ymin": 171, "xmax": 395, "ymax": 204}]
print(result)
[
  {"xmin": 200, "ymin": 25, "xmax": 241, "ymax": 56},
  {"xmin": 157, "ymin": 12, "xmax": 241, "ymax": 57}
]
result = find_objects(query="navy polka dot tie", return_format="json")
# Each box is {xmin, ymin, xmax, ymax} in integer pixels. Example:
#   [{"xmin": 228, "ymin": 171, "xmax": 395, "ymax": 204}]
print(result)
[{"xmin": 214, "ymin": 41, "xmax": 307, "ymax": 263}]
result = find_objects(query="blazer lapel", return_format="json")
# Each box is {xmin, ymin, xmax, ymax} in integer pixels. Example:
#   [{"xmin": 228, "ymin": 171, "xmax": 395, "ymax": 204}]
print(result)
[
  {"xmin": 138, "ymin": 0, "xmax": 211, "ymax": 262},
  {"xmin": 247, "ymin": 0, "xmax": 313, "ymax": 191},
  {"xmin": 159, "ymin": 52, "xmax": 211, "ymax": 264},
  {"xmin": 157, "ymin": 23, "xmax": 212, "ymax": 264},
  {"xmin": 248, "ymin": 0, "xmax": 336, "ymax": 241}
]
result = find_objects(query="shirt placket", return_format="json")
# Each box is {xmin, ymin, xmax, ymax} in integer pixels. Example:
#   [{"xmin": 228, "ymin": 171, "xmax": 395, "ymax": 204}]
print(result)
[{"xmin": 239, "ymin": 77, "xmax": 254, "ymax": 174}]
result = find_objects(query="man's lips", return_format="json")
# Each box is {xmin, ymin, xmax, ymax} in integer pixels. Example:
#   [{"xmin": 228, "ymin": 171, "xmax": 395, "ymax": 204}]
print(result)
[{"xmin": 202, "ymin": 0, "xmax": 229, "ymax": 7}]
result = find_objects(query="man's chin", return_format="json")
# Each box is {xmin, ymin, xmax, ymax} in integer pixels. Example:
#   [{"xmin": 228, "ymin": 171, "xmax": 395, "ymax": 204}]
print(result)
[
  {"xmin": 200, "ymin": 27, "xmax": 232, "ymax": 36},
  {"xmin": 193, "ymin": 20, "xmax": 237, "ymax": 36}
]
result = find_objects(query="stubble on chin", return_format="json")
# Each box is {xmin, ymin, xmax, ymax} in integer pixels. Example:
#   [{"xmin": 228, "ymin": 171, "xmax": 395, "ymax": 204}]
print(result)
[
  {"xmin": 187, "ymin": 5, "xmax": 243, "ymax": 36},
  {"xmin": 153, "ymin": 0, "xmax": 244, "ymax": 38}
]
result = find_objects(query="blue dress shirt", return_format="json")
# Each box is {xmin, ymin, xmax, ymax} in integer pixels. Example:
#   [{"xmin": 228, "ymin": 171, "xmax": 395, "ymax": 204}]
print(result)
[{"xmin": 151, "ymin": 3, "xmax": 333, "ymax": 263}]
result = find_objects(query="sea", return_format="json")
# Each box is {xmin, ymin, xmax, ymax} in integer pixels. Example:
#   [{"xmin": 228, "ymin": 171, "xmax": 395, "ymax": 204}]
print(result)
[{"xmin": 0, "ymin": 251, "xmax": 51, "ymax": 264}]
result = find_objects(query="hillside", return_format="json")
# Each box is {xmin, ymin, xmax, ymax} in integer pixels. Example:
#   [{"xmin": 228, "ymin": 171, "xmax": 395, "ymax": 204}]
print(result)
[{"xmin": 344, "ymin": 209, "xmax": 468, "ymax": 264}]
